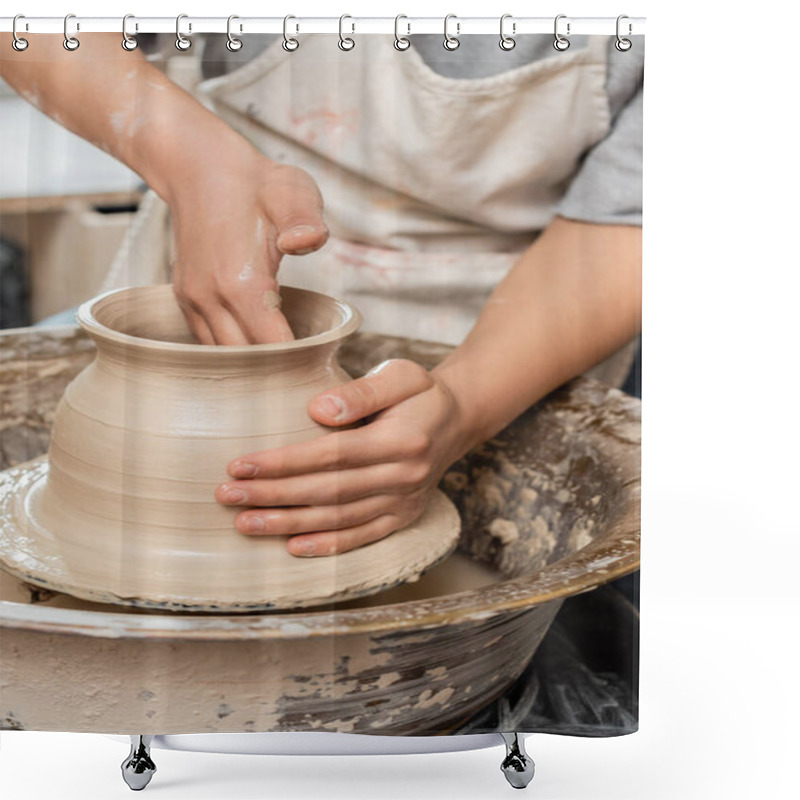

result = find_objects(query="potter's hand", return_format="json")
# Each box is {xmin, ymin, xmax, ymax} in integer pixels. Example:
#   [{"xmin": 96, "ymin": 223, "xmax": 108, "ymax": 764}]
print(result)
[
  {"xmin": 169, "ymin": 155, "xmax": 328, "ymax": 345},
  {"xmin": 216, "ymin": 360, "xmax": 470, "ymax": 557},
  {"xmin": 0, "ymin": 33, "xmax": 328, "ymax": 345}
]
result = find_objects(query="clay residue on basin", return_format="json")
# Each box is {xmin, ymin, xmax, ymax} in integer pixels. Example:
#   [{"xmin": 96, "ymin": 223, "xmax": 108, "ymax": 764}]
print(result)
[{"xmin": 439, "ymin": 377, "xmax": 640, "ymax": 582}]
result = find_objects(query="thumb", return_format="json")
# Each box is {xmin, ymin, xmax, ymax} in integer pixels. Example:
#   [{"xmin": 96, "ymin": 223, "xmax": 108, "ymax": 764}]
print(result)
[
  {"xmin": 308, "ymin": 360, "xmax": 434, "ymax": 426},
  {"xmin": 263, "ymin": 165, "xmax": 329, "ymax": 255},
  {"xmin": 276, "ymin": 222, "xmax": 329, "ymax": 256}
]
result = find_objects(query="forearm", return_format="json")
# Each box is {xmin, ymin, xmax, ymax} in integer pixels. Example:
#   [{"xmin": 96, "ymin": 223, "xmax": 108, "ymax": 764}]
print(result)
[
  {"xmin": 216, "ymin": 217, "xmax": 641, "ymax": 553},
  {"xmin": 0, "ymin": 33, "xmax": 256, "ymax": 202},
  {"xmin": 435, "ymin": 216, "xmax": 642, "ymax": 449}
]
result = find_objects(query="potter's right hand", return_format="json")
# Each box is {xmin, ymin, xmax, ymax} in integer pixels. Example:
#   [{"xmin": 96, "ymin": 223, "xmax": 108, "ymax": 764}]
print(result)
[{"xmin": 168, "ymin": 154, "xmax": 329, "ymax": 344}]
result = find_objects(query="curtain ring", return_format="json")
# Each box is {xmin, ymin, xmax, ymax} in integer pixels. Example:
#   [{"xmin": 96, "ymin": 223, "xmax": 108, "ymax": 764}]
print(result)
[
  {"xmin": 63, "ymin": 13, "xmax": 80, "ymax": 51},
  {"xmin": 553, "ymin": 14, "xmax": 570, "ymax": 51},
  {"xmin": 394, "ymin": 14, "xmax": 411, "ymax": 51},
  {"xmin": 12, "ymin": 15, "xmax": 29, "ymax": 52},
  {"xmin": 282, "ymin": 15, "xmax": 299, "ymax": 51},
  {"xmin": 499, "ymin": 14, "xmax": 516, "ymax": 51},
  {"xmin": 615, "ymin": 15, "xmax": 632, "ymax": 51},
  {"xmin": 443, "ymin": 14, "xmax": 460, "ymax": 51},
  {"xmin": 122, "ymin": 14, "xmax": 138, "ymax": 51},
  {"xmin": 175, "ymin": 14, "xmax": 192, "ymax": 51},
  {"xmin": 226, "ymin": 15, "xmax": 243, "ymax": 52},
  {"xmin": 338, "ymin": 14, "xmax": 355, "ymax": 51}
]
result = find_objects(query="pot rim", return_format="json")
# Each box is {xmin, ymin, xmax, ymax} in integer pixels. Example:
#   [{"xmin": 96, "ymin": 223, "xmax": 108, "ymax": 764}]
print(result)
[{"xmin": 77, "ymin": 285, "xmax": 362, "ymax": 355}]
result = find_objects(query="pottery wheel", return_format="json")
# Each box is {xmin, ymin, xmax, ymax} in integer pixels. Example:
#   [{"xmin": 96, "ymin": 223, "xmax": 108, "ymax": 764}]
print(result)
[{"xmin": 0, "ymin": 458, "xmax": 461, "ymax": 613}]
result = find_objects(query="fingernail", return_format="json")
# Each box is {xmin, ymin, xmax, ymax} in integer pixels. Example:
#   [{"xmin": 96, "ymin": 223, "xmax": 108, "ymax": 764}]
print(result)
[
  {"xmin": 242, "ymin": 516, "xmax": 265, "ymax": 532},
  {"xmin": 317, "ymin": 394, "xmax": 347, "ymax": 421},
  {"xmin": 287, "ymin": 224, "xmax": 325, "ymax": 238},
  {"xmin": 231, "ymin": 461, "xmax": 258, "ymax": 478},
  {"xmin": 280, "ymin": 225, "xmax": 328, "ymax": 255},
  {"xmin": 297, "ymin": 539, "xmax": 317, "ymax": 555},
  {"xmin": 222, "ymin": 486, "xmax": 247, "ymax": 503}
]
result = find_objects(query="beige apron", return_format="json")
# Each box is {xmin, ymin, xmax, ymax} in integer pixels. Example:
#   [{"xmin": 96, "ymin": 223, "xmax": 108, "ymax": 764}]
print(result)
[{"xmin": 105, "ymin": 34, "xmax": 636, "ymax": 385}]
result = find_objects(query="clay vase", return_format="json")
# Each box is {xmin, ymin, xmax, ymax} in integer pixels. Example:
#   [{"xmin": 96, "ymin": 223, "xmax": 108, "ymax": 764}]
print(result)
[{"xmin": 23, "ymin": 285, "xmax": 460, "ymax": 612}]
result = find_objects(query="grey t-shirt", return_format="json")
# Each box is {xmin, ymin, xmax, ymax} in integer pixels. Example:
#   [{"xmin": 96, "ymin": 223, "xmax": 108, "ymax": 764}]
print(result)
[{"xmin": 194, "ymin": 33, "xmax": 644, "ymax": 227}]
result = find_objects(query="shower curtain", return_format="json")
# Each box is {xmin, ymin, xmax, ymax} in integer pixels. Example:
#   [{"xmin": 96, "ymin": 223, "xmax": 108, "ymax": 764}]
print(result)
[{"xmin": 0, "ymin": 14, "xmax": 642, "ymax": 781}]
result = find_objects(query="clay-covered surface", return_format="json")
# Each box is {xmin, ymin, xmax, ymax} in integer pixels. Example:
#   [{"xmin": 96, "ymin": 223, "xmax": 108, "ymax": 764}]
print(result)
[{"xmin": 0, "ymin": 327, "xmax": 639, "ymax": 734}]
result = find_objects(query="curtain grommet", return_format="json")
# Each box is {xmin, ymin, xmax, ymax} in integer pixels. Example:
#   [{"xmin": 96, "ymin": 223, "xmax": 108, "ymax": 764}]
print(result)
[
  {"xmin": 443, "ymin": 14, "xmax": 460, "ymax": 51},
  {"xmin": 63, "ymin": 13, "xmax": 80, "ymax": 51},
  {"xmin": 12, "ymin": 14, "xmax": 29, "ymax": 51},
  {"xmin": 282, "ymin": 15, "xmax": 299, "ymax": 51},
  {"xmin": 499, "ymin": 14, "xmax": 516, "ymax": 51},
  {"xmin": 615, "ymin": 15, "xmax": 633, "ymax": 51},
  {"xmin": 338, "ymin": 14, "xmax": 355, "ymax": 51},
  {"xmin": 394, "ymin": 14, "xmax": 411, "ymax": 51},
  {"xmin": 175, "ymin": 14, "xmax": 192, "ymax": 51},
  {"xmin": 553, "ymin": 14, "xmax": 570, "ymax": 51},
  {"xmin": 121, "ymin": 14, "xmax": 138, "ymax": 51},
  {"xmin": 226, "ymin": 15, "xmax": 243, "ymax": 52}
]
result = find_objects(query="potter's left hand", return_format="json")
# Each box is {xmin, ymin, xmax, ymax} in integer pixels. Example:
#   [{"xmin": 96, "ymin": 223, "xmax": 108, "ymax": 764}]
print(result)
[{"xmin": 216, "ymin": 360, "xmax": 470, "ymax": 556}]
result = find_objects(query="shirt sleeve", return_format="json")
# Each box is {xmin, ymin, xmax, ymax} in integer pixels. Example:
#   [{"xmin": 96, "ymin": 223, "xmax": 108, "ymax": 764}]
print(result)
[{"xmin": 556, "ymin": 40, "xmax": 644, "ymax": 227}]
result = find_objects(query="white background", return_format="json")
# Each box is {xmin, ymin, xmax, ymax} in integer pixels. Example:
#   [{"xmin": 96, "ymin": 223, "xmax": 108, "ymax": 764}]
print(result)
[{"xmin": 2, "ymin": 1, "xmax": 799, "ymax": 798}]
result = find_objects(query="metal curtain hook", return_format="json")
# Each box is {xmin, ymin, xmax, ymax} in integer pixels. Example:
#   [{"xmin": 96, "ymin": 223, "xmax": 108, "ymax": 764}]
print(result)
[
  {"xmin": 499, "ymin": 14, "xmax": 516, "ymax": 50},
  {"xmin": 338, "ymin": 14, "xmax": 355, "ymax": 51},
  {"xmin": 227, "ymin": 15, "xmax": 243, "ymax": 51},
  {"xmin": 615, "ymin": 14, "xmax": 632, "ymax": 51},
  {"xmin": 394, "ymin": 14, "xmax": 411, "ymax": 51},
  {"xmin": 175, "ymin": 14, "xmax": 192, "ymax": 51},
  {"xmin": 282, "ymin": 15, "xmax": 299, "ymax": 51},
  {"xmin": 12, "ymin": 14, "xmax": 29, "ymax": 51},
  {"xmin": 122, "ymin": 14, "xmax": 138, "ymax": 51},
  {"xmin": 63, "ymin": 13, "xmax": 80, "ymax": 51},
  {"xmin": 553, "ymin": 14, "xmax": 570, "ymax": 51},
  {"xmin": 443, "ymin": 14, "xmax": 460, "ymax": 50}
]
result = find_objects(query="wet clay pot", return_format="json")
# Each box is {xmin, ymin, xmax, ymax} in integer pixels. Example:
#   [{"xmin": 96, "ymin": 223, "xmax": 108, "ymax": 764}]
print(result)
[
  {"xmin": 0, "ymin": 327, "xmax": 639, "ymax": 736},
  {"xmin": 5, "ymin": 286, "xmax": 459, "ymax": 611}
]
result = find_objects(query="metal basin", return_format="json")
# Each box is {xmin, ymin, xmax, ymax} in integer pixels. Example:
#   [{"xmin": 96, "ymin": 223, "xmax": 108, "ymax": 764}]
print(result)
[{"xmin": 0, "ymin": 328, "xmax": 639, "ymax": 735}]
